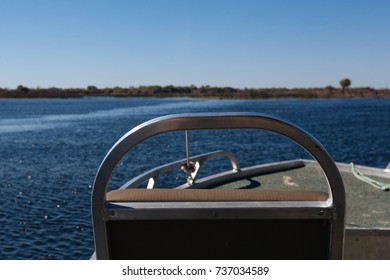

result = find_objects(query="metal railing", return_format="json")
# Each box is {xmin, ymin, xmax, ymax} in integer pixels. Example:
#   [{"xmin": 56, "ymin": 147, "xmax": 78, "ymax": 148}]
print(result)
[
  {"xmin": 119, "ymin": 150, "xmax": 241, "ymax": 189},
  {"xmin": 92, "ymin": 113, "xmax": 346, "ymax": 259}
]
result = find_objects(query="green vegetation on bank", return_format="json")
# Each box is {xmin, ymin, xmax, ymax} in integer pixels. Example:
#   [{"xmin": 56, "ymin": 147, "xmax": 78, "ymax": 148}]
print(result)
[{"xmin": 0, "ymin": 84, "xmax": 389, "ymax": 99}]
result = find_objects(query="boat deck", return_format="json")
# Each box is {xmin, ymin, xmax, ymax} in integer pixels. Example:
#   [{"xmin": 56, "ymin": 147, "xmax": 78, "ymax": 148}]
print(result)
[{"xmin": 216, "ymin": 162, "xmax": 390, "ymax": 229}]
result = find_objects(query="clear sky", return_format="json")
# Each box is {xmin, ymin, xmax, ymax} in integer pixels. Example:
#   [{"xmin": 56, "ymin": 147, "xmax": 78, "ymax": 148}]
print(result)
[{"xmin": 1, "ymin": 0, "xmax": 389, "ymax": 89}]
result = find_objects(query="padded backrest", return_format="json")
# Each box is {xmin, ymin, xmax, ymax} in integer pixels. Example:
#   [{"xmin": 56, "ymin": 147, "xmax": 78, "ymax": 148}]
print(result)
[{"xmin": 106, "ymin": 189, "xmax": 329, "ymax": 202}]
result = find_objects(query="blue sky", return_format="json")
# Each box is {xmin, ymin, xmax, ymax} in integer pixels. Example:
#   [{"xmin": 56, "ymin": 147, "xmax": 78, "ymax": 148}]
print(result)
[{"xmin": 1, "ymin": 0, "xmax": 389, "ymax": 89}]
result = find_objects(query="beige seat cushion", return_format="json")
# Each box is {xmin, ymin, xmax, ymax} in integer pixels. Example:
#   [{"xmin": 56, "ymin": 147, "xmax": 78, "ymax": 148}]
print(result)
[{"xmin": 106, "ymin": 188, "xmax": 328, "ymax": 202}]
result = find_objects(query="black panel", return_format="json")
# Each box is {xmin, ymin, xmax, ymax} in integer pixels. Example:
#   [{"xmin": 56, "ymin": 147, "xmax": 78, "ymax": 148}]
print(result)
[{"xmin": 107, "ymin": 219, "xmax": 330, "ymax": 259}]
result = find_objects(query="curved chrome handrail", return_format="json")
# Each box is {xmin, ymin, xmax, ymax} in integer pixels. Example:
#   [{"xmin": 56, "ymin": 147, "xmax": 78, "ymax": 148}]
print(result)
[{"xmin": 92, "ymin": 113, "xmax": 346, "ymax": 259}]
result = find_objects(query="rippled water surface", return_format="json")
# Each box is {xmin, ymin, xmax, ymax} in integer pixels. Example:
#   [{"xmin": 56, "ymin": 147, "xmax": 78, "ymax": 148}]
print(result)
[{"xmin": 0, "ymin": 97, "xmax": 389, "ymax": 259}]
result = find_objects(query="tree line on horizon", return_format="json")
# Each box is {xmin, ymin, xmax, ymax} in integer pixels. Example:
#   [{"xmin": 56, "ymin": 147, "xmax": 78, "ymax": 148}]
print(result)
[{"xmin": 0, "ymin": 81, "xmax": 389, "ymax": 99}]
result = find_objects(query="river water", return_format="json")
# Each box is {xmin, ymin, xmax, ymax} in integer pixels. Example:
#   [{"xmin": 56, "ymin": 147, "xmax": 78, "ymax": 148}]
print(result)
[{"xmin": 0, "ymin": 97, "xmax": 389, "ymax": 259}]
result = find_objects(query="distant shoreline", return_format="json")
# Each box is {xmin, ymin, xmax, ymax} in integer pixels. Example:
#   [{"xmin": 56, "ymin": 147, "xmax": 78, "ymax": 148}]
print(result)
[{"xmin": 1, "ymin": 85, "xmax": 389, "ymax": 99}]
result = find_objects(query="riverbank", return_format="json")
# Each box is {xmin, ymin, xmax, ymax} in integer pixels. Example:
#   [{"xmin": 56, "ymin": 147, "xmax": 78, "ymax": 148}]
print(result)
[{"xmin": 1, "ymin": 85, "xmax": 389, "ymax": 99}]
